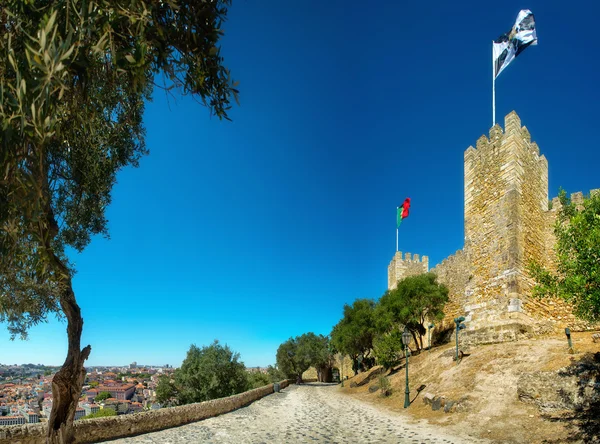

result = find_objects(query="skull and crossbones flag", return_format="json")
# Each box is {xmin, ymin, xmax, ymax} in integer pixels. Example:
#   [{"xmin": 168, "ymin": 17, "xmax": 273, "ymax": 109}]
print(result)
[{"xmin": 493, "ymin": 10, "xmax": 537, "ymax": 79}]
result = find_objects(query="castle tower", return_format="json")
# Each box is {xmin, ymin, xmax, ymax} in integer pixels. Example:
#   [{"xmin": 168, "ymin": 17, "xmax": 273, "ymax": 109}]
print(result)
[
  {"xmin": 387, "ymin": 252, "xmax": 429, "ymax": 290},
  {"xmin": 463, "ymin": 111, "xmax": 549, "ymax": 328}
]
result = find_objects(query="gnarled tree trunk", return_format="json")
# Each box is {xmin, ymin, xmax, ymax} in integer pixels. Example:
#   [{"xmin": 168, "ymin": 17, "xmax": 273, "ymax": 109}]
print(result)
[{"xmin": 47, "ymin": 278, "xmax": 91, "ymax": 444}]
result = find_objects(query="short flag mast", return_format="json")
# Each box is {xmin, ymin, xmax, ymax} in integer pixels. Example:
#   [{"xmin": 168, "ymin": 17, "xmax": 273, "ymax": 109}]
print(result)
[
  {"xmin": 396, "ymin": 198, "xmax": 411, "ymax": 252},
  {"xmin": 492, "ymin": 10, "xmax": 538, "ymax": 126}
]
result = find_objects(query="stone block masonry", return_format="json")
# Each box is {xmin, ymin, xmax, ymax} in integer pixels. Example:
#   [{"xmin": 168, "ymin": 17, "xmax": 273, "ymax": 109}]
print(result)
[
  {"xmin": 0, "ymin": 380, "xmax": 290, "ymax": 444},
  {"xmin": 387, "ymin": 252, "xmax": 429, "ymax": 290},
  {"xmin": 387, "ymin": 111, "xmax": 598, "ymax": 341}
]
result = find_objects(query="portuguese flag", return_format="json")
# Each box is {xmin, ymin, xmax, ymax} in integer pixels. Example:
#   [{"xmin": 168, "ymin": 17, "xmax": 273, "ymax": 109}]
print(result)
[{"xmin": 397, "ymin": 198, "xmax": 411, "ymax": 228}]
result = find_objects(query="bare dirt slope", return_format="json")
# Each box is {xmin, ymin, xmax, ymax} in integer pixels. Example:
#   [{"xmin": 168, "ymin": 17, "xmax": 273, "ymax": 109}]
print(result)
[{"xmin": 339, "ymin": 331, "xmax": 600, "ymax": 444}]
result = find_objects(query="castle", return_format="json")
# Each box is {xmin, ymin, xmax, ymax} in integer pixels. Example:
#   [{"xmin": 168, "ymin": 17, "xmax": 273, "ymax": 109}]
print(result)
[{"xmin": 388, "ymin": 111, "xmax": 597, "ymax": 341}]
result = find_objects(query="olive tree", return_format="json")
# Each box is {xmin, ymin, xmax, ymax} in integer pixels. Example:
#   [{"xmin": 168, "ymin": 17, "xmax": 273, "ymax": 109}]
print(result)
[
  {"xmin": 529, "ymin": 189, "xmax": 600, "ymax": 321},
  {"xmin": 0, "ymin": 1, "xmax": 237, "ymax": 442}
]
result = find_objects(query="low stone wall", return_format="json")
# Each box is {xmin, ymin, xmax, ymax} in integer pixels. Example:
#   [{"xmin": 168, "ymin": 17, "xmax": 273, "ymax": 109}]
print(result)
[{"xmin": 0, "ymin": 380, "xmax": 290, "ymax": 444}]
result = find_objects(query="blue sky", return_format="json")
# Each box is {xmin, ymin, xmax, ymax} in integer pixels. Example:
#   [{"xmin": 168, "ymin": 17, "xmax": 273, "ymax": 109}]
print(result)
[{"xmin": 2, "ymin": 0, "xmax": 600, "ymax": 367}]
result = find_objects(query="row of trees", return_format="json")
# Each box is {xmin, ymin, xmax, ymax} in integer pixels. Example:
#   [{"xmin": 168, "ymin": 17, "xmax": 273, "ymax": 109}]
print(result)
[
  {"xmin": 331, "ymin": 273, "xmax": 448, "ymax": 372},
  {"xmin": 273, "ymin": 273, "xmax": 449, "ymax": 380},
  {"xmin": 275, "ymin": 333, "xmax": 333, "ymax": 383},
  {"xmin": 155, "ymin": 341, "xmax": 285, "ymax": 406}
]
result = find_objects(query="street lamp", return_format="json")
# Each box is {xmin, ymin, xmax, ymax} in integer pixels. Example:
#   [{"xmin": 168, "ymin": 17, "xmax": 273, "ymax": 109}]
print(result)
[
  {"xmin": 454, "ymin": 316, "xmax": 466, "ymax": 363},
  {"xmin": 402, "ymin": 327, "xmax": 412, "ymax": 408},
  {"xmin": 428, "ymin": 323, "xmax": 435, "ymax": 352}
]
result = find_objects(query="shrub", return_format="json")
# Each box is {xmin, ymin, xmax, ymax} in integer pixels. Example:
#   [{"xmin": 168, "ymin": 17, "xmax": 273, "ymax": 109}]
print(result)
[
  {"xmin": 378, "ymin": 375, "xmax": 392, "ymax": 397},
  {"xmin": 373, "ymin": 331, "xmax": 403, "ymax": 370},
  {"xmin": 82, "ymin": 409, "xmax": 117, "ymax": 419},
  {"xmin": 247, "ymin": 371, "xmax": 271, "ymax": 389}
]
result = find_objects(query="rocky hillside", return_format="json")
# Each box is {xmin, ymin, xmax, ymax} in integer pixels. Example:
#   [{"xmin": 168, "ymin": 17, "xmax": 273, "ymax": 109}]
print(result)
[{"xmin": 339, "ymin": 331, "xmax": 600, "ymax": 444}]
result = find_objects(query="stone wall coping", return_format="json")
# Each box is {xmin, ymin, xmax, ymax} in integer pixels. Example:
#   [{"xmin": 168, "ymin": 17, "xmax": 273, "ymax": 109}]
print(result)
[{"xmin": 0, "ymin": 380, "xmax": 291, "ymax": 444}]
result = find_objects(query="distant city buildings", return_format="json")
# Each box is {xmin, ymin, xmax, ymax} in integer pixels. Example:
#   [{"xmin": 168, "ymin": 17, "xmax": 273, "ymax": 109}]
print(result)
[
  {"xmin": 0, "ymin": 362, "xmax": 173, "ymax": 427},
  {"xmin": 0, "ymin": 416, "xmax": 26, "ymax": 426}
]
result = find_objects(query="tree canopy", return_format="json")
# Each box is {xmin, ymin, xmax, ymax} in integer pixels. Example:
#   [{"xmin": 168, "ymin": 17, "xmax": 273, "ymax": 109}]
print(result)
[
  {"xmin": 330, "ymin": 299, "xmax": 377, "ymax": 373},
  {"xmin": 529, "ymin": 189, "xmax": 600, "ymax": 321},
  {"xmin": 0, "ymin": 1, "xmax": 236, "ymax": 441},
  {"xmin": 94, "ymin": 391, "xmax": 111, "ymax": 402},
  {"xmin": 376, "ymin": 273, "xmax": 448, "ymax": 350},
  {"xmin": 276, "ymin": 332, "xmax": 331, "ymax": 383},
  {"xmin": 156, "ymin": 341, "xmax": 249, "ymax": 405}
]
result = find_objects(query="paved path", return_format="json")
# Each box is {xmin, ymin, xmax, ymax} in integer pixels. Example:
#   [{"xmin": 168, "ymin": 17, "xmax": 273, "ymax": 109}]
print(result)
[{"xmin": 108, "ymin": 384, "xmax": 487, "ymax": 444}]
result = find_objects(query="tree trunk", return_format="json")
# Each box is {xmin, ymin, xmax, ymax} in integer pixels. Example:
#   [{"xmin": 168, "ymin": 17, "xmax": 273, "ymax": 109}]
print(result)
[
  {"xmin": 47, "ymin": 282, "xmax": 91, "ymax": 444},
  {"xmin": 411, "ymin": 330, "xmax": 420, "ymax": 351}
]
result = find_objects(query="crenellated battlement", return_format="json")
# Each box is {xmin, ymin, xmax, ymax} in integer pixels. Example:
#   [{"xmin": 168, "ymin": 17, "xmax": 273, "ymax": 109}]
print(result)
[
  {"xmin": 387, "ymin": 251, "xmax": 429, "ymax": 290},
  {"xmin": 548, "ymin": 189, "xmax": 600, "ymax": 212}
]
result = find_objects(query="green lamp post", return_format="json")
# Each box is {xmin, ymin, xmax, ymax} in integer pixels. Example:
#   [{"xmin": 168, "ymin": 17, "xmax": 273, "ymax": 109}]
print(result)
[
  {"xmin": 402, "ymin": 327, "xmax": 412, "ymax": 408},
  {"xmin": 428, "ymin": 323, "xmax": 435, "ymax": 352},
  {"xmin": 565, "ymin": 328, "xmax": 574, "ymax": 354},
  {"xmin": 454, "ymin": 316, "xmax": 466, "ymax": 363}
]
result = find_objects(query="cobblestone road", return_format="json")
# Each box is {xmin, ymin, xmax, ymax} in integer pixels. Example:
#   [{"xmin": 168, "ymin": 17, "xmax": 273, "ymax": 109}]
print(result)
[{"xmin": 107, "ymin": 384, "xmax": 488, "ymax": 444}]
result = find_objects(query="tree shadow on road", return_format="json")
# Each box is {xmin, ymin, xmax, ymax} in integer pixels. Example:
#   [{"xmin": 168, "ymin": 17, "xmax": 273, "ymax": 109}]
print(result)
[{"xmin": 540, "ymin": 352, "xmax": 600, "ymax": 444}]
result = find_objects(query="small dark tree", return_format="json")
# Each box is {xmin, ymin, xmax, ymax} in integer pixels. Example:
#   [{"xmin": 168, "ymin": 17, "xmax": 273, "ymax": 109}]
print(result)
[
  {"xmin": 0, "ymin": 2, "xmax": 237, "ymax": 442},
  {"xmin": 155, "ymin": 375, "xmax": 178, "ymax": 406},
  {"xmin": 247, "ymin": 371, "xmax": 271, "ymax": 389},
  {"xmin": 266, "ymin": 365, "xmax": 286, "ymax": 383},
  {"xmin": 276, "ymin": 336, "xmax": 311, "ymax": 384},
  {"xmin": 275, "ymin": 333, "xmax": 331, "ymax": 383},
  {"xmin": 373, "ymin": 330, "xmax": 403, "ymax": 370},
  {"xmin": 529, "ymin": 189, "xmax": 600, "ymax": 321},
  {"xmin": 330, "ymin": 299, "xmax": 377, "ymax": 374},
  {"xmin": 303, "ymin": 333, "xmax": 334, "ymax": 382},
  {"xmin": 376, "ymin": 273, "xmax": 448, "ymax": 351}
]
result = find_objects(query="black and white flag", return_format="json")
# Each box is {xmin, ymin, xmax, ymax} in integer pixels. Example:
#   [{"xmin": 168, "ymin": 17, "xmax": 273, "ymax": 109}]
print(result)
[{"xmin": 493, "ymin": 10, "xmax": 537, "ymax": 79}]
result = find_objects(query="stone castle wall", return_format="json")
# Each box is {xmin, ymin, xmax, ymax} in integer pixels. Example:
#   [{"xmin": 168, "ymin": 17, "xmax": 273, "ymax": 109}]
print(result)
[
  {"xmin": 0, "ymin": 380, "xmax": 291, "ymax": 444},
  {"xmin": 388, "ymin": 111, "xmax": 598, "ymax": 337},
  {"xmin": 429, "ymin": 249, "xmax": 470, "ymax": 327}
]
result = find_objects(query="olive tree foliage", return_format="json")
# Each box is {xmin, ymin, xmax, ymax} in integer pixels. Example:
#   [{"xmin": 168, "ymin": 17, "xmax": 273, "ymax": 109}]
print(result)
[
  {"xmin": 156, "ymin": 341, "xmax": 249, "ymax": 406},
  {"xmin": 529, "ymin": 189, "xmax": 600, "ymax": 321},
  {"xmin": 376, "ymin": 273, "xmax": 448, "ymax": 351},
  {"xmin": 0, "ymin": 1, "xmax": 237, "ymax": 442},
  {"xmin": 372, "ymin": 330, "xmax": 403, "ymax": 370},
  {"xmin": 330, "ymin": 299, "xmax": 377, "ymax": 374},
  {"xmin": 276, "ymin": 332, "xmax": 330, "ymax": 383}
]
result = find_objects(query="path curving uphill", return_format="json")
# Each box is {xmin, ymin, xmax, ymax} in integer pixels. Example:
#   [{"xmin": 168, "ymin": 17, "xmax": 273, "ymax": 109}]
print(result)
[{"xmin": 108, "ymin": 383, "xmax": 487, "ymax": 443}]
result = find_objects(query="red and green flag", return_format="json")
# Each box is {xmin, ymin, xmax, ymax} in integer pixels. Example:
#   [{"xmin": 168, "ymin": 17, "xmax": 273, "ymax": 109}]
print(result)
[{"xmin": 397, "ymin": 198, "xmax": 411, "ymax": 228}]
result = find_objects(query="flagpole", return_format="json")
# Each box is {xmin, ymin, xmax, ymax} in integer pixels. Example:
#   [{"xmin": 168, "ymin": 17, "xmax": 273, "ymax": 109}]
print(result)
[
  {"xmin": 396, "ymin": 227, "xmax": 398, "ymax": 252},
  {"xmin": 492, "ymin": 40, "xmax": 496, "ymax": 126}
]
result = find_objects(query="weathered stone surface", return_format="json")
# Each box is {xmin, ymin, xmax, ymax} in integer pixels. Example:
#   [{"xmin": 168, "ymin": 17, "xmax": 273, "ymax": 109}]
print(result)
[
  {"xmin": 423, "ymin": 392, "xmax": 435, "ymax": 405},
  {"xmin": 431, "ymin": 396, "xmax": 442, "ymax": 411},
  {"xmin": 368, "ymin": 384, "xmax": 379, "ymax": 393},
  {"xmin": 0, "ymin": 380, "xmax": 291, "ymax": 444},
  {"xmin": 444, "ymin": 400, "xmax": 455, "ymax": 413},
  {"xmin": 388, "ymin": 251, "xmax": 429, "ymax": 290}
]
